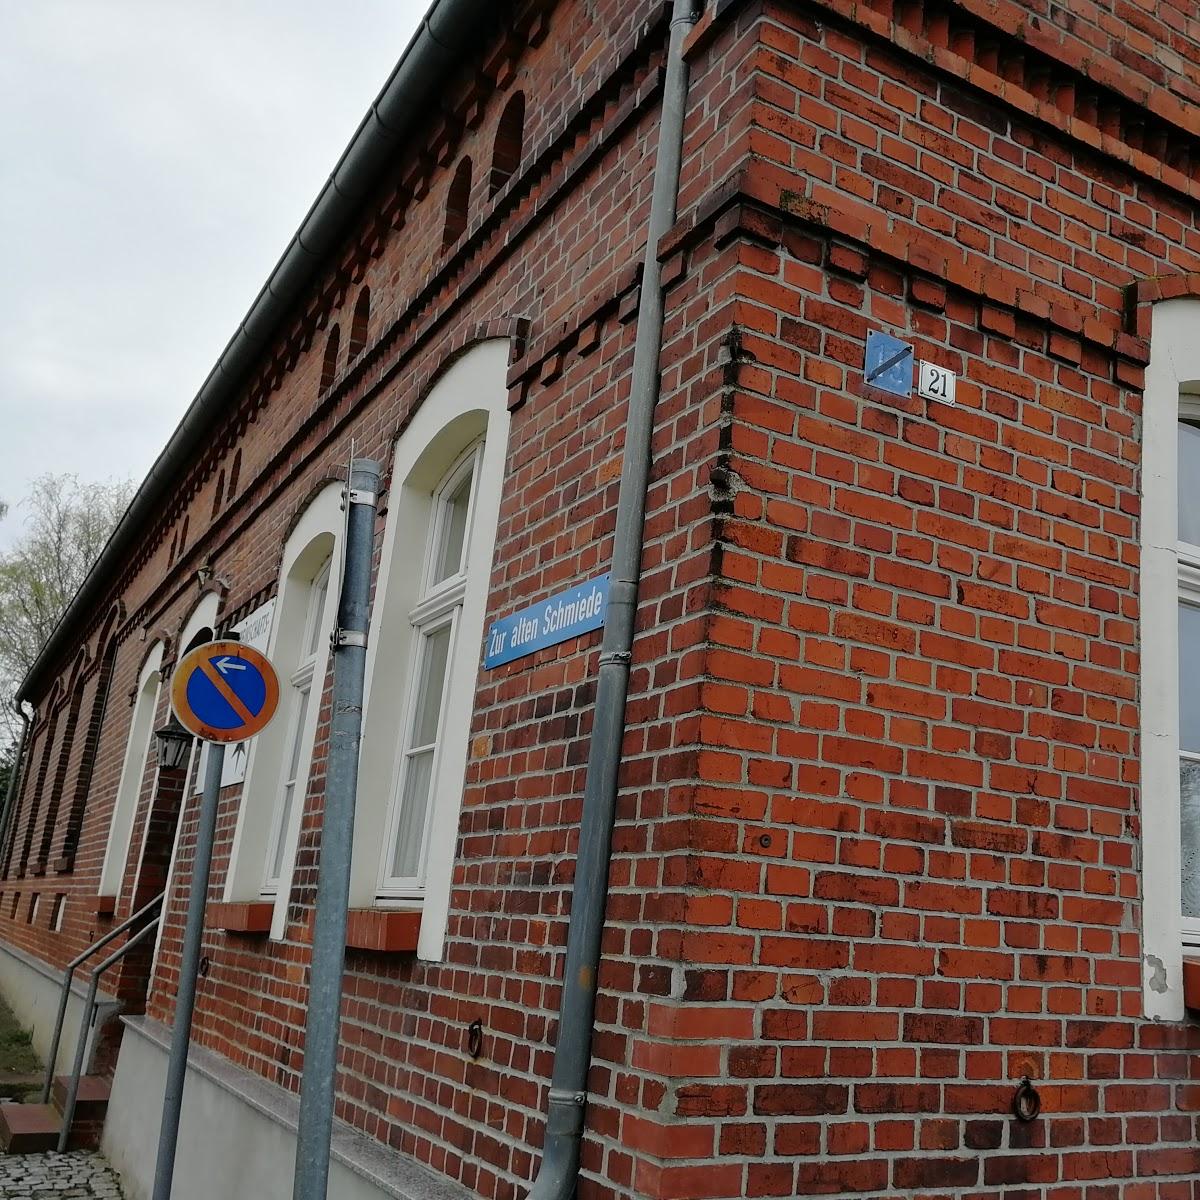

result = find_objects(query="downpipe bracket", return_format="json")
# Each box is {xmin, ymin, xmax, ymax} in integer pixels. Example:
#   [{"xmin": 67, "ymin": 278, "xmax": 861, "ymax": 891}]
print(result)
[{"xmin": 546, "ymin": 1089, "xmax": 587, "ymax": 1137}]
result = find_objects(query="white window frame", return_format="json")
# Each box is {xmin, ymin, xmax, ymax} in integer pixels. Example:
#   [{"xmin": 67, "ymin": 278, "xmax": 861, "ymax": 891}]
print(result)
[
  {"xmin": 97, "ymin": 641, "xmax": 164, "ymax": 900},
  {"xmin": 378, "ymin": 445, "xmax": 482, "ymax": 896},
  {"xmin": 354, "ymin": 339, "xmax": 511, "ymax": 960},
  {"xmin": 263, "ymin": 557, "xmax": 332, "ymax": 895},
  {"xmin": 223, "ymin": 483, "xmax": 341, "ymax": 939},
  {"xmin": 1142, "ymin": 300, "xmax": 1200, "ymax": 1019},
  {"xmin": 1179, "ymin": 403, "xmax": 1200, "ymax": 946}
]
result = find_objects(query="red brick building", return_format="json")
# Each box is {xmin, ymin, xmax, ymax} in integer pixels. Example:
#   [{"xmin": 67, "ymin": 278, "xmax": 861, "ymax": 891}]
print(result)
[{"xmin": 3, "ymin": 0, "xmax": 1200, "ymax": 1196}]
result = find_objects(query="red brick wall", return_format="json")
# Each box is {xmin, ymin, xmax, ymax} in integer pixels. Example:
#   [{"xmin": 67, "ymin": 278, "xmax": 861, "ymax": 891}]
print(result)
[
  {"xmin": 604, "ymin": 2, "xmax": 1200, "ymax": 1196},
  {"xmin": 7, "ymin": 0, "xmax": 1200, "ymax": 1198}
]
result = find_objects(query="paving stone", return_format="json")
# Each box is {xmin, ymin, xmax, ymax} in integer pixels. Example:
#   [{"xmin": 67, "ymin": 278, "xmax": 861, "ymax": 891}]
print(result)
[{"xmin": 0, "ymin": 1150, "xmax": 124, "ymax": 1198}]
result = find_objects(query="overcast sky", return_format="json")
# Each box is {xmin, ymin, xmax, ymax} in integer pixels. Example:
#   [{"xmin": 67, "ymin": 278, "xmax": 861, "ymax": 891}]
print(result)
[{"xmin": 0, "ymin": 0, "xmax": 429, "ymax": 551}]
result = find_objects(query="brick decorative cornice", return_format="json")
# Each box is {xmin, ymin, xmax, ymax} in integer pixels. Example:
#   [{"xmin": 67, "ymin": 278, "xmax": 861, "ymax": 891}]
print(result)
[
  {"xmin": 115, "ymin": 9, "xmax": 669, "ymax": 612},
  {"xmin": 704, "ymin": 0, "xmax": 1200, "ymax": 215},
  {"xmin": 663, "ymin": 166, "xmax": 1151, "ymax": 367}
]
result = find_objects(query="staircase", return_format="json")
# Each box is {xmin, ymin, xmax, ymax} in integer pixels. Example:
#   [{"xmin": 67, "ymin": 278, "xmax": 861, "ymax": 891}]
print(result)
[{"xmin": 0, "ymin": 1075, "xmax": 111, "ymax": 1152}]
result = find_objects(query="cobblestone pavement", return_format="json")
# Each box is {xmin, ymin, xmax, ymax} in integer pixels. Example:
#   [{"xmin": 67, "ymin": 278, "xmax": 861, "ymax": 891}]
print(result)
[{"xmin": 0, "ymin": 1150, "xmax": 124, "ymax": 1197}]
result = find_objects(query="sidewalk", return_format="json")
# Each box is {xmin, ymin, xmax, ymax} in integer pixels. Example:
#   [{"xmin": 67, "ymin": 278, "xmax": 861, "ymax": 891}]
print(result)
[{"xmin": 0, "ymin": 1150, "xmax": 124, "ymax": 1197}]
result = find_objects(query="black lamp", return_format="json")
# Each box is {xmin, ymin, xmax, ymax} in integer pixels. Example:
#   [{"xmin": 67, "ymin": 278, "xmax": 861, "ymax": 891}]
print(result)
[{"xmin": 154, "ymin": 715, "xmax": 193, "ymax": 770}]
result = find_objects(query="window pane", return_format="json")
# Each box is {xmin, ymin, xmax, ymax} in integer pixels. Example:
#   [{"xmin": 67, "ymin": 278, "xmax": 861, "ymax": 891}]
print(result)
[
  {"xmin": 267, "ymin": 684, "xmax": 312, "ymax": 885},
  {"xmin": 412, "ymin": 625, "xmax": 452, "ymax": 747},
  {"xmin": 1180, "ymin": 420, "xmax": 1200, "ymax": 547},
  {"xmin": 1183, "ymin": 760, "xmax": 1200, "ymax": 919},
  {"xmin": 432, "ymin": 470, "xmax": 473, "ymax": 584},
  {"xmin": 269, "ymin": 783, "xmax": 297, "ymax": 881},
  {"xmin": 391, "ymin": 749, "xmax": 435, "ymax": 879},
  {"xmin": 305, "ymin": 563, "xmax": 332, "ymax": 658},
  {"xmin": 1181, "ymin": 604, "xmax": 1200, "ymax": 753},
  {"xmin": 286, "ymin": 687, "xmax": 313, "ymax": 781}
]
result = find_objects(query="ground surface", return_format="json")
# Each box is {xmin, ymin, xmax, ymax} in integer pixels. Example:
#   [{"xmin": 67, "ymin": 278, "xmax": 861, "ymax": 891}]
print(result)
[
  {"xmin": 0, "ymin": 1150, "xmax": 124, "ymax": 1196},
  {"xmin": 0, "ymin": 992, "xmax": 43, "ymax": 1101},
  {"xmin": 0, "ymin": 993, "xmax": 40, "ymax": 1075}
]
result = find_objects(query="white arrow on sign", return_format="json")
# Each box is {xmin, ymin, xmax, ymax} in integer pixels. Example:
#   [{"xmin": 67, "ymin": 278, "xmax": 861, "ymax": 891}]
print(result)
[{"xmin": 215, "ymin": 657, "xmax": 246, "ymax": 675}]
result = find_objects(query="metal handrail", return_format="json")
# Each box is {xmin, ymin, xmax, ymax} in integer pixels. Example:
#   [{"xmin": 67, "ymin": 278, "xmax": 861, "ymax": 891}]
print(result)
[
  {"xmin": 56, "ymin": 915, "xmax": 161, "ymax": 1152},
  {"xmin": 40, "ymin": 892, "xmax": 164, "ymax": 1103}
]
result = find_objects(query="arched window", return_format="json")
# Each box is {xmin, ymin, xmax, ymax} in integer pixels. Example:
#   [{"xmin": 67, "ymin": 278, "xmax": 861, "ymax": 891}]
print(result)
[
  {"xmin": 349, "ymin": 290, "xmax": 370, "ymax": 360},
  {"xmin": 227, "ymin": 449, "xmax": 242, "ymax": 502},
  {"xmin": 381, "ymin": 444, "xmax": 483, "ymax": 891},
  {"xmin": 211, "ymin": 470, "xmax": 226, "ymax": 519},
  {"xmin": 490, "ymin": 92, "xmax": 525, "ymax": 196},
  {"xmin": 443, "ymin": 157, "xmax": 472, "ymax": 248},
  {"xmin": 97, "ymin": 643, "xmax": 164, "ymax": 899},
  {"xmin": 59, "ymin": 638, "xmax": 118, "ymax": 869},
  {"xmin": 12, "ymin": 703, "xmax": 60, "ymax": 878},
  {"xmin": 264, "ymin": 556, "xmax": 331, "ymax": 893},
  {"xmin": 353, "ymin": 340, "xmax": 511, "ymax": 959},
  {"xmin": 35, "ymin": 673, "xmax": 86, "ymax": 872},
  {"xmin": 1142, "ymin": 298, "xmax": 1200, "ymax": 1019},
  {"xmin": 224, "ymin": 484, "xmax": 341, "ymax": 935},
  {"xmin": 321, "ymin": 324, "xmax": 341, "ymax": 392}
]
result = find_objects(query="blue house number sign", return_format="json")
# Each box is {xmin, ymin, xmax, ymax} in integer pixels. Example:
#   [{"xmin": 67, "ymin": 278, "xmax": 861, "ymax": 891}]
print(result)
[{"xmin": 484, "ymin": 574, "xmax": 610, "ymax": 669}]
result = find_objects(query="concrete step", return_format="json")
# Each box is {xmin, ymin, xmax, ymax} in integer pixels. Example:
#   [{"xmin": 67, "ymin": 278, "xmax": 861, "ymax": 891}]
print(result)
[
  {"xmin": 0, "ymin": 1102, "xmax": 60, "ymax": 1153},
  {"xmin": 50, "ymin": 1074, "xmax": 111, "ymax": 1122}
]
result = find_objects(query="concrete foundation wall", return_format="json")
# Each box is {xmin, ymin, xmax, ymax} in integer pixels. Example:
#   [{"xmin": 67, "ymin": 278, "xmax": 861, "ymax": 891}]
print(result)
[
  {"xmin": 0, "ymin": 938, "xmax": 118, "ymax": 1080},
  {"xmin": 104, "ymin": 1017, "xmax": 471, "ymax": 1200}
]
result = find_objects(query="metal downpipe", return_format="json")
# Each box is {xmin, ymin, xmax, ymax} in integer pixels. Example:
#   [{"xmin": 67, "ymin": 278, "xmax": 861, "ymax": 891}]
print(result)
[{"xmin": 525, "ymin": 2, "xmax": 697, "ymax": 1197}]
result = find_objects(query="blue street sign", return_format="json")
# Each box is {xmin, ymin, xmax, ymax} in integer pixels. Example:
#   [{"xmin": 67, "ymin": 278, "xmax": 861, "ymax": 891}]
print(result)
[
  {"xmin": 171, "ymin": 641, "xmax": 280, "ymax": 743},
  {"xmin": 484, "ymin": 574, "xmax": 610, "ymax": 669},
  {"xmin": 864, "ymin": 330, "xmax": 914, "ymax": 398}
]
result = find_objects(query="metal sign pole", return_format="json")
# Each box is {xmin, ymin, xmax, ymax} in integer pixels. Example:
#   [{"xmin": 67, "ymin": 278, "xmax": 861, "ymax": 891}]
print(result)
[
  {"xmin": 292, "ymin": 458, "xmax": 380, "ymax": 1200},
  {"xmin": 151, "ymin": 740, "xmax": 225, "ymax": 1200}
]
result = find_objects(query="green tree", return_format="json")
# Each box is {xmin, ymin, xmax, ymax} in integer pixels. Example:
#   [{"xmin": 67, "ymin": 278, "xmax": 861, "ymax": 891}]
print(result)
[{"xmin": 0, "ymin": 474, "xmax": 133, "ymax": 745}]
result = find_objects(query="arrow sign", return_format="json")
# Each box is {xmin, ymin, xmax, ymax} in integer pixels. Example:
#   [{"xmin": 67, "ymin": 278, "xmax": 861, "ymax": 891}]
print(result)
[{"xmin": 171, "ymin": 640, "xmax": 280, "ymax": 744}]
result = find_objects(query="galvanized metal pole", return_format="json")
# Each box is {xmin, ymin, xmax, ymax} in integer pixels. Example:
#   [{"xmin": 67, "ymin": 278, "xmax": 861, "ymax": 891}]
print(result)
[
  {"xmin": 151, "ymin": 740, "xmax": 225, "ymax": 1200},
  {"xmin": 292, "ymin": 459, "xmax": 379, "ymax": 1200}
]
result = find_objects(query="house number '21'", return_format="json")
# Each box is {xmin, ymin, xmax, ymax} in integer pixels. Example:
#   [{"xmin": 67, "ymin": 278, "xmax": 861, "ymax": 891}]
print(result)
[{"xmin": 919, "ymin": 360, "xmax": 957, "ymax": 405}]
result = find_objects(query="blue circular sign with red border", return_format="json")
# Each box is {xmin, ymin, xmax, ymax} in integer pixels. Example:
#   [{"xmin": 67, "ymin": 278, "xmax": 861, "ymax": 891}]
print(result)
[{"xmin": 170, "ymin": 640, "xmax": 280, "ymax": 744}]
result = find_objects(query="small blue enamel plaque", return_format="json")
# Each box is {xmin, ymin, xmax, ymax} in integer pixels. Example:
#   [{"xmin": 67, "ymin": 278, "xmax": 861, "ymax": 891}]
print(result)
[{"xmin": 864, "ymin": 330, "xmax": 914, "ymax": 398}]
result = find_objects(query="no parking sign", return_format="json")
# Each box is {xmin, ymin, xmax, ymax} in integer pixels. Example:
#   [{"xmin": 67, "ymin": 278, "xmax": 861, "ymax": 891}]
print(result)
[{"xmin": 170, "ymin": 640, "xmax": 280, "ymax": 744}]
